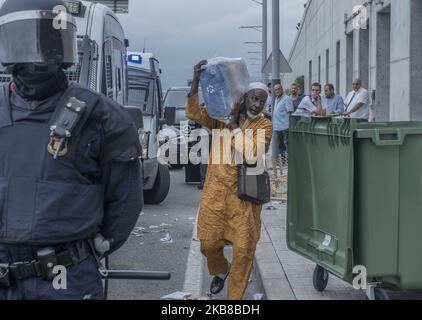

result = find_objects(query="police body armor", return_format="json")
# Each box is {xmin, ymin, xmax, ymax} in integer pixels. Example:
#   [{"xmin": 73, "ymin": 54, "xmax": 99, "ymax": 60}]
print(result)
[{"xmin": 0, "ymin": 84, "xmax": 105, "ymax": 245}]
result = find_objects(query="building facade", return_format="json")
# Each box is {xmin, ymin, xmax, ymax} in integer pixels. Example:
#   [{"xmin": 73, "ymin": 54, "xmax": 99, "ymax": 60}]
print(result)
[{"xmin": 282, "ymin": 0, "xmax": 422, "ymax": 121}]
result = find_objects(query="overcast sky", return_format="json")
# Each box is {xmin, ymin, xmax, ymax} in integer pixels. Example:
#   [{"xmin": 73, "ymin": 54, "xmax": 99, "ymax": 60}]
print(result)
[{"xmin": 118, "ymin": 1, "xmax": 304, "ymax": 90}]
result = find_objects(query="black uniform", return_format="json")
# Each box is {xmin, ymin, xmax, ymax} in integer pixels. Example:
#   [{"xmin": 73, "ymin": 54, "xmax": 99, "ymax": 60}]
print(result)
[
  {"xmin": 0, "ymin": 0, "xmax": 143, "ymax": 299},
  {"xmin": 0, "ymin": 82, "xmax": 142, "ymax": 300}
]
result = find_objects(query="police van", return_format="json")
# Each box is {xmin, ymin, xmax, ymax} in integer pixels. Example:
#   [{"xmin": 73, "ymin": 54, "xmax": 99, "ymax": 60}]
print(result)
[
  {"xmin": 64, "ymin": 0, "xmax": 127, "ymax": 105},
  {"xmin": 127, "ymin": 51, "xmax": 170, "ymax": 204}
]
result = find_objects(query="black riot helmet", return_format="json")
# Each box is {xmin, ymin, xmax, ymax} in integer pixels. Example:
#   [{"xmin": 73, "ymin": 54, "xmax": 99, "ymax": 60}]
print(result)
[{"xmin": 0, "ymin": 0, "xmax": 78, "ymax": 69}]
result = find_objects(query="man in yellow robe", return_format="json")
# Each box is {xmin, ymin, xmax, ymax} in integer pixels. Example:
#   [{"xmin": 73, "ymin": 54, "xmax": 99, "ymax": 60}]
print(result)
[{"xmin": 186, "ymin": 60, "xmax": 272, "ymax": 300}]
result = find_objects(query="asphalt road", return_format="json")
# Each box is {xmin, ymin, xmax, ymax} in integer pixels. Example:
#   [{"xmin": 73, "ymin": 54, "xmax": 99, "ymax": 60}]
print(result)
[{"xmin": 107, "ymin": 168, "xmax": 263, "ymax": 300}]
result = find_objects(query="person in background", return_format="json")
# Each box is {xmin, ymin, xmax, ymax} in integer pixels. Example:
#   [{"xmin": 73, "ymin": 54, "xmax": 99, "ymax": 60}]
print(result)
[
  {"xmin": 289, "ymin": 83, "xmax": 304, "ymax": 112},
  {"xmin": 263, "ymin": 82, "xmax": 272, "ymax": 120},
  {"xmin": 271, "ymin": 84, "xmax": 294, "ymax": 178},
  {"xmin": 322, "ymin": 83, "xmax": 344, "ymax": 115},
  {"xmin": 344, "ymin": 78, "xmax": 370, "ymax": 120},
  {"xmin": 297, "ymin": 84, "xmax": 305, "ymax": 100},
  {"xmin": 293, "ymin": 82, "xmax": 325, "ymax": 117}
]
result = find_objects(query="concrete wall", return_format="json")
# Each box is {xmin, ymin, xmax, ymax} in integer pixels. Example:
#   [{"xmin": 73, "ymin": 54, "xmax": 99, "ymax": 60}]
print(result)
[
  {"xmin": 410, "ymin": 0, "xmax": 422, "ymax": 120},
  {"xmin": 389, "ymin": 0, "xmax": 411, "ymax": 120},
  {"xmin": 283, "ymin": 0, "xmax": 366, "ymax": 98},
  {"xmin": 375, "ymin": 5, "xmax": 391, "ymax": 121},
  {"xmin": 283, "ymin": 0, "xmax": 422, "ymax": 121}
]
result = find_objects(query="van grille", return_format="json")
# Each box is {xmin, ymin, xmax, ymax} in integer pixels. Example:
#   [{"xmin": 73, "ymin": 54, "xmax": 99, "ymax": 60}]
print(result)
[{"xmin": 65, "ymin": 53, "xmax": 83, "ymax": 83}]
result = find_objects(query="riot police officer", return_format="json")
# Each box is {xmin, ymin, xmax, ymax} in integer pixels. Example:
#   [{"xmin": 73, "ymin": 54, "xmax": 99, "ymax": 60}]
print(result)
[{"xmin": 0, "ymin": 0, "xmax": 143, "ymax": 299}]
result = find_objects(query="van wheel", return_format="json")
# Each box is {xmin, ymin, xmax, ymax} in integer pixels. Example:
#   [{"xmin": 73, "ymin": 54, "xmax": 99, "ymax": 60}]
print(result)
[
  {"xmin": 144, "ymin": 164, "xmax": 171, "ymax": 204},
  {"xmin": 313, "ymin": 265, "xmax": 329, "ymax": 292}
]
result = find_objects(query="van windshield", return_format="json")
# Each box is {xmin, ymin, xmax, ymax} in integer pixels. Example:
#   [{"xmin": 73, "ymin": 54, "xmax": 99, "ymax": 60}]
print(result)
[
  {"xmin": 164, "ymin": 89, "xmax": 203, "ymax": 125},
  {"xmin": 164, "ymin": 89, "xmax": 203, "ymax": 108},
  {"xmin": 164, "ymin": 90, "xmax": 189, "ymax": 108},
  {"xmin": 175, "ymin": 108, "xmax": 190, "ymax": 123},
  {"xmin": 128, "ymin": 87, "xmax": 150, "ymax": 113},
  {"xmin": 128, "ymin": 67, "xmax": 155, "ymax": 115}
]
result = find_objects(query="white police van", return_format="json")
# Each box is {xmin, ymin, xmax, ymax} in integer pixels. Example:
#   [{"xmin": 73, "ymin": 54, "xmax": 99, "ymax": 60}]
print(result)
[
  {"xmin": 65, "ymin": 0, "xmax": 127, "ymax": 105},
  {"xmin": 127, "ymin": 52, "xmax": 170, "ymax": 204}
]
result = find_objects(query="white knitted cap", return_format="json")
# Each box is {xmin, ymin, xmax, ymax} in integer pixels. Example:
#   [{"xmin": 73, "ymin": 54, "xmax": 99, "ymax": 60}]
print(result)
[{"xmin": 245, "ymin": 82, "xmax": 270, "ymax": 95}]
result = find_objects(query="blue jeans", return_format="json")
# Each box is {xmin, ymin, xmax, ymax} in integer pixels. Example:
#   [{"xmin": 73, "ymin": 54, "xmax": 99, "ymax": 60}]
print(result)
[{"xmin": 272, "ymin": 130, "xmax": 289, "ymax": 158}]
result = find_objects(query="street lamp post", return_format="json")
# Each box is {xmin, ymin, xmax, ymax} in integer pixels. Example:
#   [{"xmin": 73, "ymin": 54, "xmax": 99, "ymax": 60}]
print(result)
[
  {"xmin": 272, "ymin": 0, "xmax": 281, "ymax": 87},
  {"xmin": 262, "ymin": 0, "xmax": 268, "ymax": 84}
]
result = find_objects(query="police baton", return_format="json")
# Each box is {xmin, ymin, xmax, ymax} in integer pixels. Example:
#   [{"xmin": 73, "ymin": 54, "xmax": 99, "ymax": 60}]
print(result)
[{"xmin": 100, "ymin": 269, "xmax": 171, "ymax": 281}]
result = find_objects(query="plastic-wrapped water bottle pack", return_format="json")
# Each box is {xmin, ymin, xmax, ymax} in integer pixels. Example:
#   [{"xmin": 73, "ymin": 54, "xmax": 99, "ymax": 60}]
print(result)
[{"xmin": 200, "ymin": 57, "xmax": 250, "ymax": 123}]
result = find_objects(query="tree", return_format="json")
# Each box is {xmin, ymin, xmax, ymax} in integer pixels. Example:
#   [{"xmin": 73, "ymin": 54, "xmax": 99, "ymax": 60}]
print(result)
[{"xmin": 294, "ymin": 75, "xmax": 305, "ymax": 91}]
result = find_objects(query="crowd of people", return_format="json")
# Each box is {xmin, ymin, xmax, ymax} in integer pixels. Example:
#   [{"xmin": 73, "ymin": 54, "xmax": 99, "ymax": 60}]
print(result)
[{"xmin": 268, "ymin": 78, "xmax": 371, "ymax": 178}]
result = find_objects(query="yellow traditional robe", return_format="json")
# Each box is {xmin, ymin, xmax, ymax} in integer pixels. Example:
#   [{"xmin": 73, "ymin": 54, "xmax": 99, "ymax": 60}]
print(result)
[{"xmin": 186, "ymin": 94, "xmax": 272, "ymax": 250}]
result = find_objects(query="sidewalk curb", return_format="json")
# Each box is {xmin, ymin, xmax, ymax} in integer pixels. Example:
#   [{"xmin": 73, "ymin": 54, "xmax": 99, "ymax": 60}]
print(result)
[{"xmin": 255, "ymin": 220, "xmax": 296, "ymax": 300}]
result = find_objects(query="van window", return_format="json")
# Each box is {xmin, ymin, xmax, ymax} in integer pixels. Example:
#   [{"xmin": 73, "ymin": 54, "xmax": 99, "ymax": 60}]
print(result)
[
  {"xmin": 103, "ymin": 40, "xmax": 114, "ymax": 98},
  {"xmin": 128, "ymin": 67, "xmax": 154, "ymax": 115},
  {"xmin": 156, "ymin": 79, "xmax": 163, "ymax": 118},
  {"xmin": 104, "ymin": 14, "xmax": 125, "ymax": 43},
  {"xmin": 151, "ymin": 58, "xmax": 160, "ymax": 74},
  {"xmin": 103, "ymin": 14, "xmax": 126, "ymax": 104},
  {"xmin": 113, "ymin": 48, "xmax": 124, "ymax": 105},
  {"xmin": 154, "ymin": 82, "xmax": 162, "ymax": 116},
  {"xmin": 128, "ymin": 87, "xmax": 149, "ymax": 110},
  {"xmin": 163, "ymin": 90, "xmax": 189, "ymax": 108},
  {"xmin": 164, "ymin": 90, "xmax": 203, "ymax": 108}
]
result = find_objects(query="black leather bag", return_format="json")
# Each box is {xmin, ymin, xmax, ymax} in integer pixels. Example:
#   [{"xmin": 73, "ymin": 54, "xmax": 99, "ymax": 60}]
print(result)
[{"xmin": 237, "ymin": 165, "xmax": 271, "ymax": 205}]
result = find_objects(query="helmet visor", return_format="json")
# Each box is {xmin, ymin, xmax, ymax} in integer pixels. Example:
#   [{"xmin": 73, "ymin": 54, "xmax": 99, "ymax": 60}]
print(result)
[{"xmin": 0, "ymin": 10, "xmax": 78, "ymax": 65}]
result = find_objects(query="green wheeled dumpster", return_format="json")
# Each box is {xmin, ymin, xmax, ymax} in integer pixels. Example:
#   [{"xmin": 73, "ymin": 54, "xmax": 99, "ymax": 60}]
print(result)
[{"xmin": 287, "ymin": 116, "xmax": 422, "ymax": 300}]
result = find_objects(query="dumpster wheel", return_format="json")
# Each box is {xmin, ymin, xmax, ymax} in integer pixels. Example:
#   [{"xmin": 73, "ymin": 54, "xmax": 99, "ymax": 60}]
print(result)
[{"xmin": 313, "ymin": 265, "xmax": 329, "ymax": 292}]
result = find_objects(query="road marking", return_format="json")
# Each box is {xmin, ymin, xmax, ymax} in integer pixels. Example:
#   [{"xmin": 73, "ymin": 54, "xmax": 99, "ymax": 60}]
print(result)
[{"xmin": 182, "ymin": 207, "xmax": 204, "ymax": 298}]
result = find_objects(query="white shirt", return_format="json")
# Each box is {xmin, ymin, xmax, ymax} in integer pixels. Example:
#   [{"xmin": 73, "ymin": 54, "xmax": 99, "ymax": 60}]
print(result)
[
  {"xmin": 345, "ymin": 88, "xmax": 370, "ymax": 120},
  {"xmin": 293, "ymin": 95, "xmax": 323, "ymax": 117}
]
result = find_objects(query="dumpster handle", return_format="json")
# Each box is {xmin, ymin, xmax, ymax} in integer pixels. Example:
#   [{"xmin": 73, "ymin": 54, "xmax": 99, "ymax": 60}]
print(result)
[
  {"xmin": 354, "ymin": 127, "xmax": 422, "ymax": 146},
  {"xmin": 370, "ymin": 128, "xmax": 405, "ymax": 146}
]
